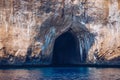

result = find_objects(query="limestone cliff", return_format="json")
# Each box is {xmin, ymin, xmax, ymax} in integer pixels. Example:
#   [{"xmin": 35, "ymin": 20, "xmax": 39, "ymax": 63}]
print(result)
[{"xmin": 0, "ymin": 0, "xmax": 120, "ymax": 65}]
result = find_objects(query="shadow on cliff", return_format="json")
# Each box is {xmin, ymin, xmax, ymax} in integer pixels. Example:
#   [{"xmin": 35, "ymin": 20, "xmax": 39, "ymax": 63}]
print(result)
[
  {"xmin": 25, "ymin": 15, "xmax": 96, "ymax": 65},
  {"xmin": 25, "ymin": 1, "xmax": 96, "ymax": 65}
]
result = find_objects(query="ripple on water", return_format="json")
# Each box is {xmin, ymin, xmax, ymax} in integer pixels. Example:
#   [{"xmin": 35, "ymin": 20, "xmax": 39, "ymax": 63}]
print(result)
[{"xmin": 0, "ymin": 67, "xmax": 120, "ymax": 80}]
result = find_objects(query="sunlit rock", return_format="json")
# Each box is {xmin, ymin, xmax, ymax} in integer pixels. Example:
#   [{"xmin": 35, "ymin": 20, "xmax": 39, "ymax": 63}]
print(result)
[{"xmin": 0, "ymin": 0, "xmax": 120, "ymax": 65}]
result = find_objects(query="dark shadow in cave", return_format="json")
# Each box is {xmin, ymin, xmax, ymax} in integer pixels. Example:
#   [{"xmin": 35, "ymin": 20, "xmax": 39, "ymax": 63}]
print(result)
[
  {"xmin": 26, "ymin": 1, "xmax": 96, "ymax": 65},
  {"xmin": 52, "ymin": 30, "xmax": 81, "ymax": 65}
]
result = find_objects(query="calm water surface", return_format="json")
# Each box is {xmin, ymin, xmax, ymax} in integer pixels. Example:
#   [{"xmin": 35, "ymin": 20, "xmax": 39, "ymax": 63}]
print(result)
[{"xmin": 0, "ymin": 67, "xmax": 120, "ymax": 80}]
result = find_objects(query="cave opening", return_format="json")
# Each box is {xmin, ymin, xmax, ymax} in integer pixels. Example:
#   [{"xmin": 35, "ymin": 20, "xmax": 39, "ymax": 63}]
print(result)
[{"xmin": 52, "ymin": 31, "xmax": 81, "ymax": 65}]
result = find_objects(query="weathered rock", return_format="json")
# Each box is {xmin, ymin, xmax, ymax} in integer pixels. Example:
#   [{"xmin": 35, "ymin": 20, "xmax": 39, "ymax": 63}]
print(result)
[{"xmin": 0, "ymin": 0, "xmax": 120, "ymax": 65}]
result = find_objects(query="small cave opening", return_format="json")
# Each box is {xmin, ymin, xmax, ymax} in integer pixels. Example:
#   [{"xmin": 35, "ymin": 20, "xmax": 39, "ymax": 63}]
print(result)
[{"xmin": 52, "ymin": 31, "xmax": 81, "ymax": 65}]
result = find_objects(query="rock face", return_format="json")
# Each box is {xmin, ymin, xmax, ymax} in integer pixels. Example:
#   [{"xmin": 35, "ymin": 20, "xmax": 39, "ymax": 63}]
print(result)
[{"xmin": 0, "ymin": 0, "xmax": 120, "ymax": 65}]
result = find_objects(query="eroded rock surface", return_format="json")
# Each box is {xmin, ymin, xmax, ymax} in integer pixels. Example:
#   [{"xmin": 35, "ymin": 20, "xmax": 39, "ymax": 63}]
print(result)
[{"xmin": 0, "ymin": 0, "xmax": 120, "ymax": 65}]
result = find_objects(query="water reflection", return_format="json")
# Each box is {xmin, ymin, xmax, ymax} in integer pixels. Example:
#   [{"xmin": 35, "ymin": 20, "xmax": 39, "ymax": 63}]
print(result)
[{"xmin": 0, "ymin": 67, "xmax": 120, "ymax": 80}]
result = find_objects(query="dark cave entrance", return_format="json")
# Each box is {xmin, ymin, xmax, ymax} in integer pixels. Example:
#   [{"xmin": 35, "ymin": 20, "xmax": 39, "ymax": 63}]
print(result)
[{"xmin": 52, "ymin": 31, "xmax": 81, "ymax": 65}]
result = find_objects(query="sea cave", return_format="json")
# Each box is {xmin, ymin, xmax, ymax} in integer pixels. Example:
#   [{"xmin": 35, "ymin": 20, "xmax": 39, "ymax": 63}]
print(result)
[{"xmin": 52, "ymin": 31, "xmax": 81, "ymax": 65}]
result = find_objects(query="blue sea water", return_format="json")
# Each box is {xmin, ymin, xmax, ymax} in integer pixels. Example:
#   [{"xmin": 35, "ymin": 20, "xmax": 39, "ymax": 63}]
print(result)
[{"xmin": 0, "ymin": 67, "xmax": 120, "ymax": 80}]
